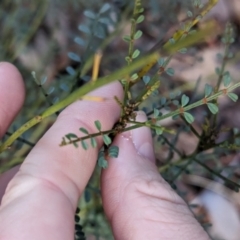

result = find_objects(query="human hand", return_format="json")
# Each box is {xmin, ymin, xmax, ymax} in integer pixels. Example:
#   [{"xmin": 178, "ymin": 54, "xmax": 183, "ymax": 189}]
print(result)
[{"xmin": 0, "ymin": 62, "xmax": 210, "ymax": 239}]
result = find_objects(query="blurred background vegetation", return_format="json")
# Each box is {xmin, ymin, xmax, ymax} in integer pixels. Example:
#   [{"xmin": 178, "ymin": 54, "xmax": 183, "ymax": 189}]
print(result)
[{"xmin": 1, "ymin": 0, "xmax": 240, "ymax": 239}]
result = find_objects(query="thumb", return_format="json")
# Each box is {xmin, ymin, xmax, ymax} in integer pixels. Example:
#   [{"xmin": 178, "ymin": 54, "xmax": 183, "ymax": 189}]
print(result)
[{"xmin": 101, "ymin": 111, "xmax": 209, "ymax": 240}]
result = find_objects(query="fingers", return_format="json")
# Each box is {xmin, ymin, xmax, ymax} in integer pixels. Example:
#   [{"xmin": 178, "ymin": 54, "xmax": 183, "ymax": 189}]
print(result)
[
  {"xmin": 0, "ymin": 166, "xmax": 20, "ymax": 201},
  {"xmin": 0, "ymin": 81, "xmax": 123, "ymax": 240},
  {"xmin": 101, "ymin": 112, "xmax": 209, "ymax": 240},
  {"xmin": 0, "ymin": 62, "xmax": 25, "ymax": 138}
]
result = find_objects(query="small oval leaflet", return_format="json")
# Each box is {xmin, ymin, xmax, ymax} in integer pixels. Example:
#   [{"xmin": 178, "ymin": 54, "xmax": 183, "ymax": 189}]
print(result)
[
  {"xmin": 204, "ymin": 84, "xmax": 213, "ymax": 97},
  {"xmin": 134, "ymin": 30, "xmax": 142, "ymax": 40},
  {"xmin": 136, "ymin": 15, "xmax": 144, "ymax": 23},
  {"xmin": 66, "ymin": 66, "xmax": 76, "ymax": 76},
  {"xmin": 184, "ymin": 112, "xmax": 194, "ymax": 124},
  {"xmin": 94, "ymin": 120, "xmax": 102, "ymax": 131},
  {"xmin": 74, "ymin": 37, "xmax": 85, "ymax": 46},
  {"xmin": 99, "ymin": 3, "xmax": 111, "ymax": 14},
  {"xmin": 79, "ymin": 127, "xmax": 89, "ymax": 135},
  {"xmin": 132, "ymin": 49, "xmax": 140, "ymax": 59},
  {"xmin": 103, "ymin": 135, "xmax": 112, "ymax": 146},
  {"xmin": 108, "ymin": 146, "xmax": 119, "ymax": 158},
  {"xmin": 78, "ymin": 24, "xmax": 91, "ymax": 34},
  {"xmin": 178, "ymin": 48, "xmax": 187, "ymax": 54},
  {"xmin": 166, "ymin": 68, "xmax": 174, "ymax": 76},
  {"xmin": 187, "ymin": 11, "xmax": 193, "ymax": 17},
  {"xmin": 84, "ymin": 189, "xmax": 91, "ymax": 203},
  {"xmin": 40, "ymin": 76, "xmax": 47, "ymax": 85},
  {"xmin": 81, "ymin": 140, "xmax": 88, "ymax": 150},
  {"xmin": 207, "ymin": 103, "xmax": 219, "ymax": 114},
  {"xmin": 181, "ymin": 94, "xmax": 190, "ymax": 107},
  {"xmin": 158, "ymin": 58, "xmax": 165, "ymax": 66},
  {"xmin": 223, "ymin": 74, "xmax": 231, "ymax": 87},
  {"xmin": 143, "ymin": 75, "xmax": 150, "ymax": 85},
  {"xmin": 98, "ymin": 17, "xmax": 110, "ymax": 25},
  {"xmin": 84, "ymin": 10, "xmax": 96, "ymax": 19},
  {"xmin": 60, "ymin": 83, "xmax": 69, "ymax": 92},
  {"xmin": 66, "ymin": 133, "xmax": 78, "ymax": 140},
  {"xmin": 123, "ymin": 35, "xmax": 131, "ymax": 42},
  {"xmin": 154, "ymin": 108, "xmax": 160, "ymax": 118},
  {"xmin": 228, "ymin": 93, "xmax": 238, "ymax": 102},
  {"xmin": 68, "ymin": 52, "xmax": 81, "ymax": 62},
  {"xmin": 91, "ymin": 137, "xmax": 97, "ymax": 148},
  {"xmin": 47, "ymin": 86, "xmax": 55, "ymax": 95}
]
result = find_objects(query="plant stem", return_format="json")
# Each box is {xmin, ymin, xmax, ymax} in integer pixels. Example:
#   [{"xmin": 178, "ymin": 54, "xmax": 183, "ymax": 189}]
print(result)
[
  {"xmin": 0, "ymin": 51, "xmax": 159, "ymax": 153},
  {"xmin": 193, "ymin": 157, "xmax": 240, "ymax": 190}
]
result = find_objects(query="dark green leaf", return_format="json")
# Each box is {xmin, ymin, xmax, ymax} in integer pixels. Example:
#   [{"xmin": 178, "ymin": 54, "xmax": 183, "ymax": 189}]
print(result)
[
  {"xmin": 181, "ymin": 94, "xmax": 190, "ymax": 107},
  {"xmin": 47, "ymin": 86, "xmax": 55, "ymax": 95},
  {"xmin": 215, "ymin": 67, "xmax": 221, "ymax": 75},
  {"xmin": 183, "ymin": 112, "xmax": 194, "ymax": 124},
  {"xmin": 73, "ymin": 142, "xmax": 78, "ymax": 148},
  {"xmin": 134, "ymin": 30, "xmax": 142, "ymax": 40},
  {"xmin": 132, "ymin": 49, "xmax": 140, "ymax": 59},
  {"xmin": 65, "ymin": 133, "xmax": 78, "ymax": 140},
  {"xmin": 169, "ymin": 38, "xmax": 175, "ymax": 44},
  {"xmin": 40, "ymin": 76, "xmax": 47, "ymax": 85},
  {"xmin": 68, "ymin": 52, "xmax": 81, "ymax": 62},
  {"xmin": 172, "ymin": 100, "xmax": 179, "ymax": 106},
  {"xmin": 81, "ymin": 140, "xmax": 88, "ymax": 150},
  {"xmin": 160, "ymin": 97, "xmax": 166, "ymax": 105},
  {"xmin": 84, "ymin": 10, "xmax": 96, "ymax": 19},
  {"xmin": 166, "ymin": 68, "xmax": 174, "ymax": 76},
  {"xmin": 169, "ymin": 92, "xmax": 175, "ymax": 99},
  {"xmin": 223, "ymin": 74, "xmax": 231, "ymax": 87},
  {"xmin": 79, "ymin": 127, "xmax": 89, "ymax": 134},
  {"xmin": 98, "ymin": 155, "xmax": 108, "ymax": 169},
  {"xmin": 143, "ymin": 76, "xmax": 150, "ymax": 85},
  {"xmin": 155, "ymin": 128, "xmax": 163, "ymax": 135},
  {"xmin": 172, "ymin": 114, "xmax": 180, "ymax": 120},
  {"xmin": 123, "ymin": 35, "xmax": 131, "ymax": 42},
  {"xmin": 228, "ymin": 93, "xmax": 238, "ymax": 102},
  {"xmin": 204, "ymin": 84, "xmax": 213, "ymax": 97},
  {"xmin": 84, "ymin": 189, "xmax": 91, "ymax": 202},
  {"xmin": 131, "ymin": 73, "xmax": 138, "ymax": 80},
  {"xmin": 66, "ymin": 66, "xmax": 76, "ymax": 76},
  {"xmin": 207, "ymin": 103, "xmax": 219, "ymax": 114},
  {"xmin": 187, "ymin": 11, "xmax": 193, "ymax": 17},
  {"xmin": 94, "ymin": 120, "xmax": 102, "ymax": 131},
  {"xmin": 153, "ymin": 108, "xmax": 160, "ymax": 118},
  {"xmin": 78, "ymin": 24, "xmax": 91, "ymax": 34},
  {"xmin": 178, "ymin": 48, "xmax": 187, "ymax": 54},
  {"xmin": 74, "ymin": 37, "xmax": 85, "ymax": 46},
  {"xmin": 103, "ymin": 135, "xmax": 112, "ymax": 146},
  {"xmin": 136, "ymin": 15, "xmax": 144, "ymax": 23},
  {"xmin": 99, "ymin": 3, "xmax": 111, "ymax": 14},
  {"xmin": 90, "ymin": 137, "xmax": 97, "ymax": 148},
  {"xmin": 108, "ymin": 146, "xmax": 119, "ymax": 158},
  {"xmin": 158, "ymin": 58, "xmax": 165, "ymax": 66}
]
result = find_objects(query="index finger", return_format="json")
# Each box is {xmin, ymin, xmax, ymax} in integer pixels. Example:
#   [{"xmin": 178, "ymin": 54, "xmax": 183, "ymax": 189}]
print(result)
[
  {"xmin": 0, "ymin": 81, "xmax": 123, "ymax": 239},
  {"xmin": 0, "ymin": 62, "xmax": 25, "ymax": 138}
]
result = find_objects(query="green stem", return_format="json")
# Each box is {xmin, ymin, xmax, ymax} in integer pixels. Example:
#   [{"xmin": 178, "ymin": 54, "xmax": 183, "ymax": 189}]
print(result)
[
  {"xmin": 0, "ymin": 52, "xmax": 159, "ymax": 153},
  {"xmin": 61, "ymin": 129, "xmax": 115, "ymax": 146},
  {"xmin": 117, "ymin": 81, "xmax": 240, "ymax": 135},
  {"xmin": 123, "ymin": 0, "xmax": 141, "ymax": 105},
  {"xmin": 193, "ymin": 157, "xmax": 240, "ymax": 190},
  {"xmin": 161, "ymin": 135, "xmax": 182, "ymax": 157},
  {"xmin": 180, "ymin": 115, "xmax": 201, "ymax": 139}
]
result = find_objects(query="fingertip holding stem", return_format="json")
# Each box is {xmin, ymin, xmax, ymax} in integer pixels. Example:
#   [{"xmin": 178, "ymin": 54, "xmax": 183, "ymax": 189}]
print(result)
[
  {"xmin": 131, "ymin": 111, "xmax": 155, "ymax": 163},
  {"xmin": 121, "ymin": 111, "xmax": 155, "ymax": 163}
]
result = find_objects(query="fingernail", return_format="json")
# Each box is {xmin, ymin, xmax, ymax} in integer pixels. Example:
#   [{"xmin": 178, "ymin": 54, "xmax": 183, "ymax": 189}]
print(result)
[{"xmin": 131, "ymin": 111, "xmax": 155, "ymax": 162}]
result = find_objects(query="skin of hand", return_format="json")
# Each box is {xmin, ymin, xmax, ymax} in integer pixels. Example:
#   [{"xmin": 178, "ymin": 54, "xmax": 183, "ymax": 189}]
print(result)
[{"xmin": 0, "ymin": 62, "xmax": 210, "ymax": 240}]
